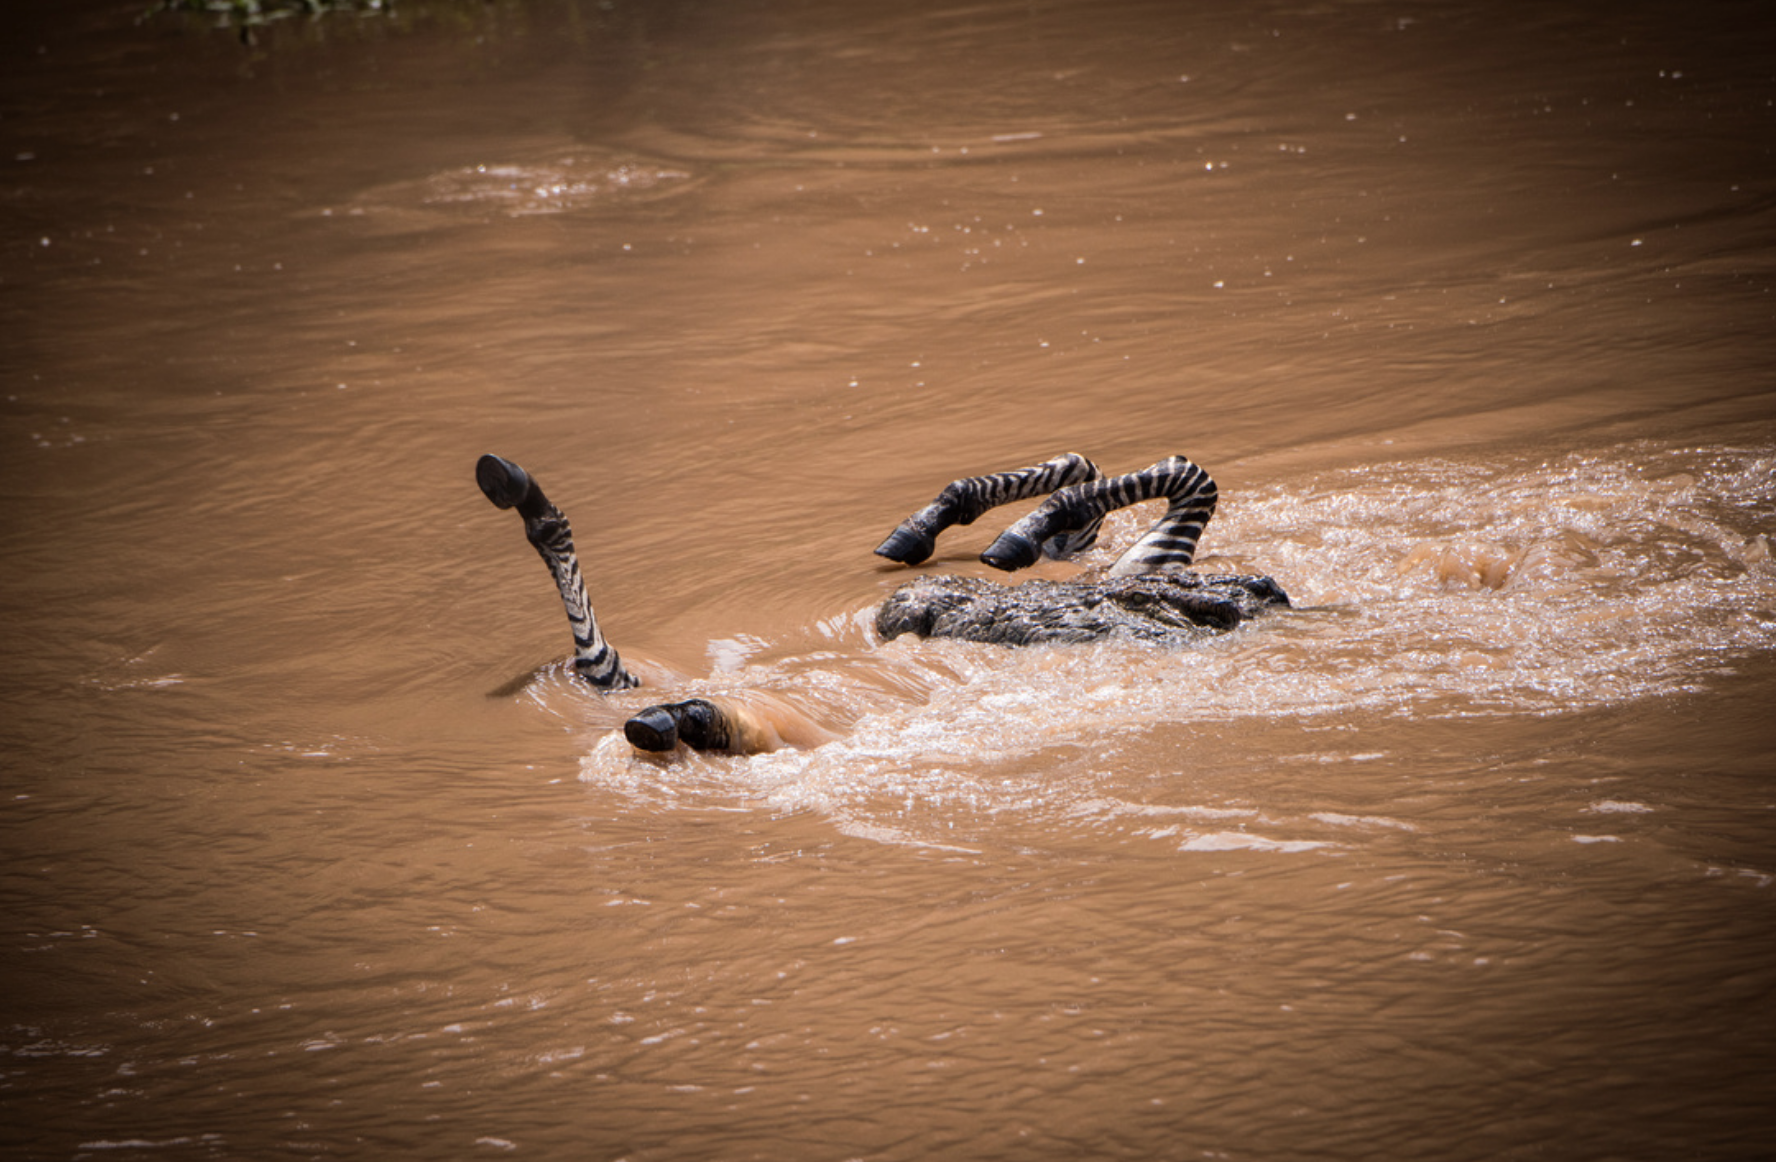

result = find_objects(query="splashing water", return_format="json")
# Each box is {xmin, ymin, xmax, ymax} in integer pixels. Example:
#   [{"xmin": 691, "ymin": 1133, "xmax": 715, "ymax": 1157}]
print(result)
[{"xmin": 573, "ymin": 440, "xmax": 1776, "ymax": 847}]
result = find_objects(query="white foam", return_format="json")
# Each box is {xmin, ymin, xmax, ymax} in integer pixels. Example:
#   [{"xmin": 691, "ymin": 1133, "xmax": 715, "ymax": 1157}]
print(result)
[{"xmin": 573, "ymin": 441, "xmax": 1776, "ymax": 851}]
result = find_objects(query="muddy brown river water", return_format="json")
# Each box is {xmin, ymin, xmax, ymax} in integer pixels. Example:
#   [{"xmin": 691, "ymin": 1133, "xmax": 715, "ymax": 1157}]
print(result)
[{"xmin": 4, "ymin": 1, "xmax": 1775, "ymax": 1158}]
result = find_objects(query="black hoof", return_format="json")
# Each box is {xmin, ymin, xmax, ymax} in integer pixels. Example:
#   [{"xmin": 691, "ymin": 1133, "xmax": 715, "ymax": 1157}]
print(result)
[
  {"xmin": 622, "ymin": 699, "xmax": 731, "ymax": 753},
  {"xmin": 624, "ymin": 706, "xmax": 679, "ymax": 752},
  {"xmin": 476, "ymin": 454, "xmax": 533, "ymax": 510},
  {"xmin": 875, "ymin": 523, "xmax": 937, "ymax": 566},
  {"xmin": 668, "ymin": 699, "xmax": 728, "ymax": 751},
  {"xmin": 980, "ymin": 531, "xmax": 1040, "ymax": 572}
]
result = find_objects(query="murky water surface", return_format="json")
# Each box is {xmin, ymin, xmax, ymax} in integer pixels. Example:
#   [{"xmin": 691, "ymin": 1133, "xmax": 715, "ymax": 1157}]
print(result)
[{"xmin": 4, "ymin": 1, "xmax": 1774, "ymax": 1158}]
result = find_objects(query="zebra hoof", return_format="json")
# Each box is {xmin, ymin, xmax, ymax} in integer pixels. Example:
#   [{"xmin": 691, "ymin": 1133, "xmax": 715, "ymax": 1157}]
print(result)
[
  {"xmin": 476, "ymin": 454, "xmax": 533, "ymax": 510},
  {"xmin": 980, "ymin": 531, "xmax": 1041, "ymax": 572},
  {"xmin": 624, "ymin": 706, "xmax": 679, "ymax": 752},
  {"xmin": 666, "ymin": 699, "xmax": 729, "ymax": 751},
  {"xmin": 622, "ymin": 700, "xmax": 733, "ymax": 753},
  {"xmin": 875, "ymin": 523, "xmax": 937, "ymax": 566}
]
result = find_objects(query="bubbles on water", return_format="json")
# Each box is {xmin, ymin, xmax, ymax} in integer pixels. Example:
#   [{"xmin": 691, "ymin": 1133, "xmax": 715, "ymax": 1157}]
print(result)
[
  {"xmin": 423, "ymin": 159, "xmax": 692, "ymax": 216},
  {"xmin": 344, "ymin": 149, "xmax": 696, "ymax": 221},
  {"xmin": 1176, "ymin": 832, "xmax": 1329, "ymax": 853},
  {"xmin": 1586, "ymin": 800, "xmax": 1653, "ymax": 815}
]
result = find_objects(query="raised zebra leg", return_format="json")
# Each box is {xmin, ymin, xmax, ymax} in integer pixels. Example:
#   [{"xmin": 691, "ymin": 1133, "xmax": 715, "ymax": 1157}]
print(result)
[
  {"xmin": 475, "ymin": 454, "xmax": 640, "ymax": 691},
  {"xmin": 874, "ymin": 452, "xmax": 1103, "ymax": 566},
  {"xmin": 979, "ymin": 455, "xmax": 1219, "ymax": 577}
]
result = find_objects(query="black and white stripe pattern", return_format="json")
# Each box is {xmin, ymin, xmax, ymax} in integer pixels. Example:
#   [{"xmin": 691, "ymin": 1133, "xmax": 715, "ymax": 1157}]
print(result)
[
  {"xmin": 874, "ymin": 452, "xmax": 1102, "ymax": 566},
  {"xmin": 476, "ymin": 454, "xmax": 639, "ymax": 691},
  {"xmin": 976, "ymin": 455, "xmax": 1219, "ymax": 576},
  {"xmin": 482, "ymin": 449, "xmax": 1238, "ymax": 702},
  {"xmin": 522, "ymin": 506, "xmax": 639, "ymax": 689},
  {"xmin": 1103, "ymin": 456, "xmax": 1218, "ymax": 575}
]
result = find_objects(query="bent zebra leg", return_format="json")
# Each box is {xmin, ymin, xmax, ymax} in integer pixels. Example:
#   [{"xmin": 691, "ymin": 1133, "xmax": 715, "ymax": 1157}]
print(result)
[
  {"xmin": 979, "ymin": 455, "xmax": 1219, "ymax": 577},
  {"xmin": 475, "ymin": 454, "xmax": 640, "ymax": 691},
  {"xmin": 874, "ymin": 452, "xmax": 1102, "ymax": 565}
]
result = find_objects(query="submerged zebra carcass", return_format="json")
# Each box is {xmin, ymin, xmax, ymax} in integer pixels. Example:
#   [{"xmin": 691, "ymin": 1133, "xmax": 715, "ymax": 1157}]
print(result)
[{"xmin": 475, "ymin": 450, "xmax": 1289, "ymax": 755}]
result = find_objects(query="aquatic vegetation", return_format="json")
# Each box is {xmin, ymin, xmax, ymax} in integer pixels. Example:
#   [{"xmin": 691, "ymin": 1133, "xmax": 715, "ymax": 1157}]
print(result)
[
  {"xmin": 154, "ymin": 0, "xmax": 399, "ymax": 24},
  {"xmin": 147, "ymin": 0, "xmax": 537, "ymax": 43}
]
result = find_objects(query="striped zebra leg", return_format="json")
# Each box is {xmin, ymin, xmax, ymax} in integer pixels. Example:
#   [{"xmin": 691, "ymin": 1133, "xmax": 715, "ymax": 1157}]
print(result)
[
  {"xmin": 979, "ymin": 455, "xmax": 1219, "ymax": 577},
  {"xmin": 874, "ymin": 452, "xmax": 1102, "ymax": 565},
  {"xmin": 475, "ymin": 454, "xmax": 640, "ymax": 691}
]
